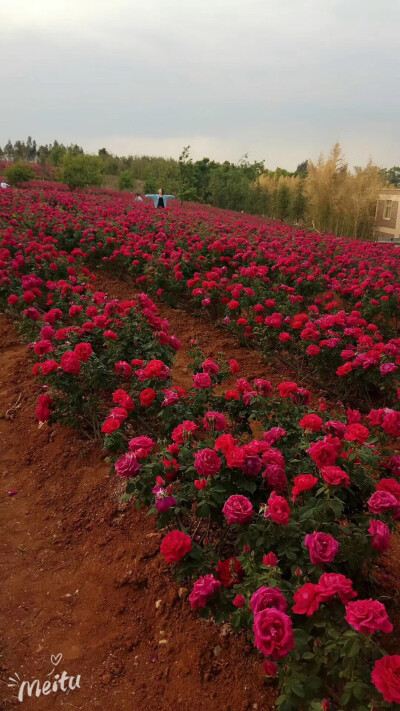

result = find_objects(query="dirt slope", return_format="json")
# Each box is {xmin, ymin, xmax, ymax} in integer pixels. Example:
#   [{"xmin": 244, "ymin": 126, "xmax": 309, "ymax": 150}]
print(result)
[{"xmin": 0, "ymin": 315, "xmax": 274, "ymax": 711}]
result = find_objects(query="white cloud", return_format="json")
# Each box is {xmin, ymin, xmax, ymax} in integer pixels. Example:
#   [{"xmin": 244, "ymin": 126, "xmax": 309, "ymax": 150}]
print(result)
[{"xmin": 0, "ymin": 0, "xmax": 399, "ymax": 169}]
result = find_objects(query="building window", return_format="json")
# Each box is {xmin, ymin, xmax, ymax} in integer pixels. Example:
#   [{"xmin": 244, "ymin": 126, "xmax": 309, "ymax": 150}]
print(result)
[{"xmin": 383, "ymin": 200, "xmax": 392, "ymax": 220}]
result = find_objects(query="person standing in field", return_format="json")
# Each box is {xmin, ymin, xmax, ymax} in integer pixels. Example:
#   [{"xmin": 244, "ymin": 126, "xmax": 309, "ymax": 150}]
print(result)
[{"xmin": 145, "ymin": 188, "xmax": 175, "ymax": 208}]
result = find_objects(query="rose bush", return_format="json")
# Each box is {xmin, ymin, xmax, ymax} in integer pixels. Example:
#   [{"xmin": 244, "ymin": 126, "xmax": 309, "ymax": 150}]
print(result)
[{"xmin": 2, "ymin": 187, "xmax": 400, "ymax": 710}]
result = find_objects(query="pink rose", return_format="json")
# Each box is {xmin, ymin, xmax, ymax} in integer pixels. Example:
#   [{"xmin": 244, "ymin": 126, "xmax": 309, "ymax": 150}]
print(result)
[
  {"xmin": 253, "ymin": 609, "xmax": 295, "ymax": 659},
  {"xmin": 250, "ymin": 586, "xmax": 288, "ymax": 614},
  {"xmin": 201, "ymin": 358, "xmax": 219, "ymax": 374},
  {"xmin": 189, "ymin": 574, "xmax": 221, "ymax": 609},
  {"xmin": 193, "ymin": 372, "xmax": 212, "ymax": 389},
  {"xmin": 263, "ymin": 427, "xmax": 286, "ymax": 445},
  {"xmin": 222, "ymin": 495, "xmax": 253, "ymax": 525},
  {"xmin": 345, "ymin": 599, "xmax": 393, "ymax": 634},
  {"xmin": 368, "ymin": 491, "xmax": 399, "ymax": 514},
  {"xmin": 382, "ymin": 410, "xmax": 400, "ymax": 437},
  {"xmin": 194, "ymin": 448, "xmax": 222, "ymax": 477},
  {"xmin": 263, "ymin": 465, "xmax": 288, "ymax": 491},
  {"xmin": 203, "ymin": 411, "xmax": 227, "ymax": 432},
  {"xmin": 368, "ymin": 519, "xmax": 391, "ymax": 552},
  {"xmin": 128, "ymin": 436, "xmax": 156, "ymax": 457},
  {"xmin": 115, "ymin": 453, "xmax": 140, "ymax": 478},
  {"xmin": 304, "ymin": 532, "xmax": 339, "ymax": 565}
]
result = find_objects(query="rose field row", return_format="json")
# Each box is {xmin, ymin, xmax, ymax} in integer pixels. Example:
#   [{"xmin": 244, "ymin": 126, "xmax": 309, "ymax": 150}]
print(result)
[{"xmin": 1, "ymin": 187, "xmax": 400, "ymax": 710}]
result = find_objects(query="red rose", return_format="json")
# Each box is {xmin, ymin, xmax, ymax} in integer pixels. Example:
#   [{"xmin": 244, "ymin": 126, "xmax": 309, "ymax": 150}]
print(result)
[
  {"xmin": 160, "ymin": 530, "xmax": 192, "ymax": 563},
  {"xmin": 194, "ymin": 448, "xmax": 221, "ymax": 477},
  {"xmin": 250, "ymin": 586, "xmax": 288, "ymax": 614},
  {"xmin": 222, "ymin": 495, "xmax": 253, "ymax": 524},
  {"xmin": 321, "ymin": 466, "xmax": 350, "ymax": 488},
  {"xmin": 228, "ymin": 359, "xmax": 240, "ymax": 374},
  {"xmin": 36, "ymin": 394, "xmax": 52, "ymax": 422},
  {"xmin": 263, "ymin": 552, "xmax": 278, "ymax": 567},
  {"xmin": 382, "ymin": 410, "xmax": 400, "ymax": 437},
  {"xmin": 102, "ymin": 417, "xmax": 121, "ymax": 434},
  {"xmin": 292, "ymin": 474, "xmax": 318, "ymax": 499},
  {"xmin": 33, "ymin": 340, "xmax": 53, "ymax": 356},
  {"xmin": 74, "ymin": 342, "xmax": 93, "ymax": 362},
  {"xmin": 318, "ymin": 573, "xmax": 357, "ymax": 603},
  {"xmin": 140, "ymin": 388, "xmax": 156, "ymax": 406},
  {"xmin": 305, "ymin": 532, "xmax": 339, "ymax": 565},
  {"xmin": 308, "ymin": 439, "xmax": 339, "ymax": 469},
  {"xmin": 263, "ymin": 661, "xmax": 278, "ymax": 676},
  {"xmin": 345, "ymin": 599, "xmax": 393, "ymax": 634},
  {"xmin": 41, "ymin": 359, "xmax": 59, "ymax": 375},
  {"xmin": 215, "ymin": 558, "xmax": 245, "ymax": 588},
  {"xmin": 265, "ymin": 491, "xmax": 290, "ymax": 526},
  {"xmin": 193, "ymin": 372, "xmax": 212, "ymax": 389},
  {"xmin": 189, "ymin": 574, "xmax": 221, "ymax": 609},
  {"xmin": 344, "ymin": 423, "xmax": 369, "ymax": 443},
  {"xmin": 277, "ymin": 381, "xmax": 299, "ymax": 398},
  {"xmin": 253, "ymin": 609, "xmax": 295, "ymax": 660},
  {"xmin": 372, "ymin": 655, "xmax": 400, "ymax": 703},
  {"xmin": 292, "ymin": 583, "xmax": 321, "ymax": 616},
  {"xmin": 60, "ymin": 351, "xmax": 81, "ymax": 374},
  {"xmin": 233, "ymin": 594, "xmax": 245, "ymax": 608},
  {"xmin": 299, "ymin": 414, "xmax": 323, "ymax": 432}
]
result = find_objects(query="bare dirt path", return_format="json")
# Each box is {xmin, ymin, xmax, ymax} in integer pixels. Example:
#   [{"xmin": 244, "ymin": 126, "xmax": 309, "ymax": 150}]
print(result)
[{"xmin": 0, "ymin": 315, "xmax": 274, "ymax": 711}]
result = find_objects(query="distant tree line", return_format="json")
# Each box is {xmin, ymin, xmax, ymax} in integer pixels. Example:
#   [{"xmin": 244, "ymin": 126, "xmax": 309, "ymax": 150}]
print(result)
[{"xmin": 1, "ymin": 137, "xmax": 397, "ymax": 238}]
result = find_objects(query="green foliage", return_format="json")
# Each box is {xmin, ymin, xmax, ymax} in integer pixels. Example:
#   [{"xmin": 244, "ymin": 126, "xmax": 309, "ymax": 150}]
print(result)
[
  {"xmin": 5, "ymin": 162, "xmax": 35, "ymax": 185},
  {"xmin": 144, "ymin": 177, "xmax": 158, "ymax": 194},
  {"xmin": 118, "ymin": 170, "xmax": 134, "ymax": 191},
  {"xmin": 61, "ymin": 154, "xmax": 104, "ymax": 190},
  {"xmin": 381, "ymin": 166, "xmax": 400, "ymax": 188}
]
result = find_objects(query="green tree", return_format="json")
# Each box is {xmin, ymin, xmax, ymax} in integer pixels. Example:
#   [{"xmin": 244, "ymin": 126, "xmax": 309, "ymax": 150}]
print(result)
[
  {"xmin": 295, "ymin": 160, "xmax": 308, "ymax": 177},
  {"xmin": 382, "ymin": 166, "xmax": 400, "ymax": 188},
  {"xmin": 3, "ymin": 140, "xmax": 14, "ymax": 161},
  {"xmin": 49, "ymin": 141, "xmax": 67, "ymax": 166},
  {"xmin": 61, "ymin": 154, "xmax": 103, "ymax": 190},
  {"xmin": 5, "ymin": 162, "xmax": 35, "ymax": 186},
  {"xmin": 178, "ymin": 146, "xmax": 198, "ymax": 203},
  {"xmin": 144, "ymin": 177, "xmax": 158, "ymax": 194},
  {"xmin": 118, "ymin": 170, "xmax": 134, "ymax": 191}
]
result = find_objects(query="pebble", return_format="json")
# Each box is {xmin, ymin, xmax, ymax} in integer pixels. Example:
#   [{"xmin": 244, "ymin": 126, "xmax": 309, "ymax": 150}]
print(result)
[{"xmin": 213, "ymin": 646, "xmax": 223, "ymax": 657}]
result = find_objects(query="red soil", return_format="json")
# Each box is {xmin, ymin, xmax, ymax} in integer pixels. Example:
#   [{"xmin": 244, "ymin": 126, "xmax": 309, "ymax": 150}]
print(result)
[{"xmin": 0, "ymin": 314, "xmax": 275, "ymax": 711}]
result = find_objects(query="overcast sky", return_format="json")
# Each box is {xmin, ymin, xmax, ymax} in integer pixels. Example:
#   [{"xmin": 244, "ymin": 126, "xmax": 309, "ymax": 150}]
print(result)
[{"xmin": 0, "ymin": 0, "xmax": 399, "ymax": 170}]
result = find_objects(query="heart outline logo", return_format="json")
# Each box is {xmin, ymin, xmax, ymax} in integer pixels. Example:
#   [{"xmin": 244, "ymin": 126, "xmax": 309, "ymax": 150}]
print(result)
[{"xmin": 50, "ymin": 654, "xmax": 63, "ymax": 666}]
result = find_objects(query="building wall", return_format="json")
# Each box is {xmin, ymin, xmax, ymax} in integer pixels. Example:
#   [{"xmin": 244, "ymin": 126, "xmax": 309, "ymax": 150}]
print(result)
[{"xmin": 373, "ymin": 189, "xmax": 400, "ymax": 240}]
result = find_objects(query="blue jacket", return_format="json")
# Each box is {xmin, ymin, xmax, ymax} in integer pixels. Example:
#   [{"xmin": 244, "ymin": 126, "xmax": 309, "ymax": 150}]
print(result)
[{"xmin": 145, "ymin": 194, "xmax": 175, "ymax": 208}]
